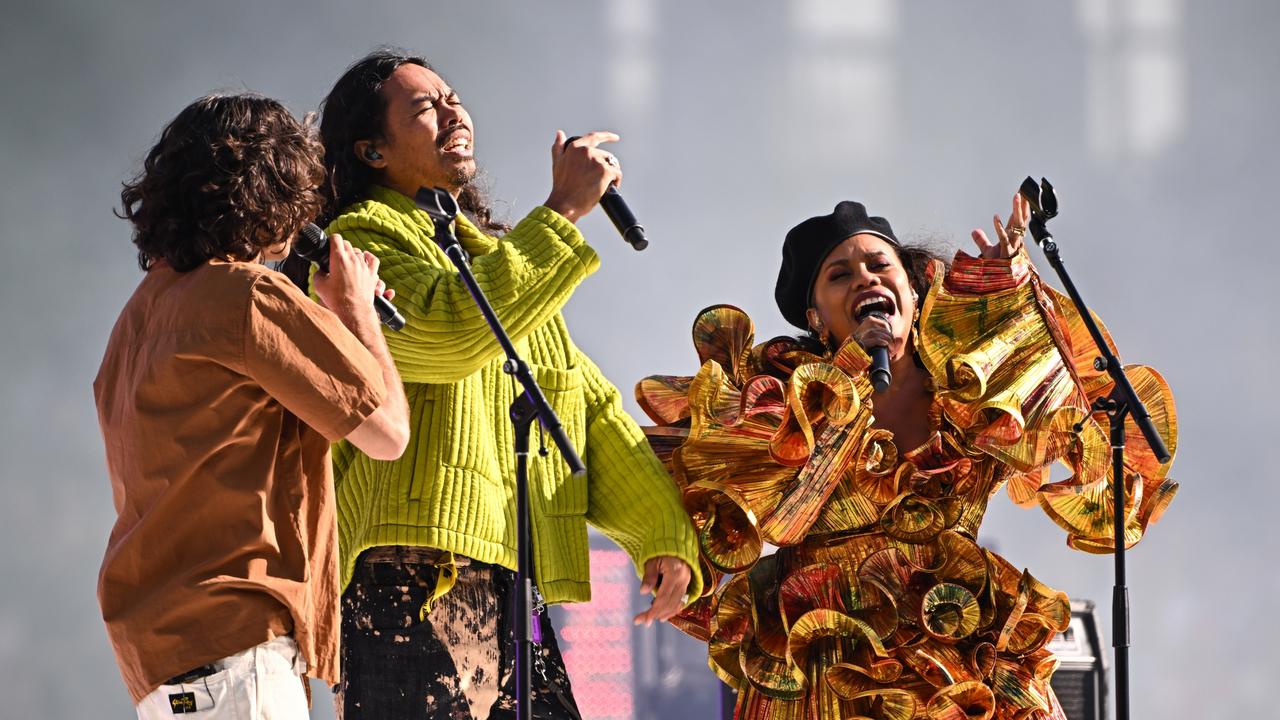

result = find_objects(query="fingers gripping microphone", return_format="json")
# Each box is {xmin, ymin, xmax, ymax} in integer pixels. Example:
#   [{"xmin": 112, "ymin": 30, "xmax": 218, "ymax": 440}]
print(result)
[
  {"xmin": 865, "ymin": 310, "xmax": 892, "ymax": 393},
  {"xmin": 294, "ymin": 223, "xmax": 406, "ymax": 331},
  {"xmin": 564, "ymin": 135, "xmax": 647, "ymax": 251}
]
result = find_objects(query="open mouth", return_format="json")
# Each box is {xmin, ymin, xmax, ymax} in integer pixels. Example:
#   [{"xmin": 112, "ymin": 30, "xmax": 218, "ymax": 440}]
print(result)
[
  {"xmin": 853, "ymin": 293, "xmax": 896, "ymax": 321},
  {"xmin": 439, "ymin": 129, "xmax": 472, "ymax": 156}
]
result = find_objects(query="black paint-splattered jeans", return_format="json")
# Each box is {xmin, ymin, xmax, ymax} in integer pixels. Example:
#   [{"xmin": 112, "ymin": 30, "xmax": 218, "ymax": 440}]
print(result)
[{"xmin": 337, "ymin": 546, "xmax": 582, "ymax": 720}]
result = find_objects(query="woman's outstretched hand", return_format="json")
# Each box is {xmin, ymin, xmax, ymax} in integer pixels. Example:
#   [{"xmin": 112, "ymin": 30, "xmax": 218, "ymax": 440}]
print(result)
[{"xmin": 971, "ymin": 192, "xmax": 1031, "ymax": 259}]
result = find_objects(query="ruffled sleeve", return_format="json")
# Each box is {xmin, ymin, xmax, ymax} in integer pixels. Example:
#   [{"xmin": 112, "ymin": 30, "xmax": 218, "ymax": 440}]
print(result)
[
  {"xmin": 635, "ymin": 306, "xmax": 878, "ymax": 603},
  {"xmin": 918, "ymin": 249, "xmax": 1178, "ymax": 553}
]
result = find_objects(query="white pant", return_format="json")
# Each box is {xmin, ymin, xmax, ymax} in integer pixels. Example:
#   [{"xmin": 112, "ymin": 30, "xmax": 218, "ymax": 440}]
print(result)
[{"xmin": 136, "ymin": 635, "xmax": 308, "ymax": 720}]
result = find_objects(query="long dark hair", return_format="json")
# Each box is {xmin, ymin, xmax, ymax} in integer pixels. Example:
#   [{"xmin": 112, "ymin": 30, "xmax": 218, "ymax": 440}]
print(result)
[
  {"xmin": 318, "ymin": 48, "xmax": 508, "ymax": 233},
  {"xmin": 118, "ymin": 94, "xmax": 325, "ymax": 272},
  {"xmin": 796, "ymin": 241, "xmax": 949, "ymax": 355}
]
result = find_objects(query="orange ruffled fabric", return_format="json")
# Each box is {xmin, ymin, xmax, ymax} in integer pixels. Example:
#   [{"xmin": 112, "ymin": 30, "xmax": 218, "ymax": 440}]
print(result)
[{"xmin": 636, "ymin": 251, "xmax": 1177, "ymax": 720}]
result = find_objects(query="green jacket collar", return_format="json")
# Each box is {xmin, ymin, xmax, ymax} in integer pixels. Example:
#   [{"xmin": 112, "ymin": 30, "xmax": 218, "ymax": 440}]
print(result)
[{"xmin": 367, "ymin": 185, "xmax": 497, "ymax": 256}]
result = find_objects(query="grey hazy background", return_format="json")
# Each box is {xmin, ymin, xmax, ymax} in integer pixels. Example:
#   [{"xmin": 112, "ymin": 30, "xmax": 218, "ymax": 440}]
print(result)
[{"xmin": 2, "ymin": 0, "xmax": 1275, "ymax": 717}]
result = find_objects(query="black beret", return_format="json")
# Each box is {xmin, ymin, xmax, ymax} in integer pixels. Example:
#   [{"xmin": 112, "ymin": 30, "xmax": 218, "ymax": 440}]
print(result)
[{"xmin": 774, "ymin": 201, "xmax": 898, "ymax": 329}]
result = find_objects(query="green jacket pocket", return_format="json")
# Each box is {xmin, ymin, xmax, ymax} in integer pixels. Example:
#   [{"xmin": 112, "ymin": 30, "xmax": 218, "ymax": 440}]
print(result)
[{"xmin": 528, "ymin": 362, "xmax": 588, "ymax": 516}]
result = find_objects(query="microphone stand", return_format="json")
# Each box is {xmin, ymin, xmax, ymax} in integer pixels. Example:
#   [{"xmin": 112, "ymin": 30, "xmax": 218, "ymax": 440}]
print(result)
[
  {"xmin": 415, "ymin": 187, "xmax": 587, "ymax": 720},
  {"xmin": 1018, "ymin": 177, "xmax": 1171, "ymax": 720}
]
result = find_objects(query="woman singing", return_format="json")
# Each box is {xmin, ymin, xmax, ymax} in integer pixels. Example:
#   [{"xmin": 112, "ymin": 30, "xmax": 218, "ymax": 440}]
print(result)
[{"xmin": 637, "ymin": 193, "xmax": 1178, "ymax": 719}]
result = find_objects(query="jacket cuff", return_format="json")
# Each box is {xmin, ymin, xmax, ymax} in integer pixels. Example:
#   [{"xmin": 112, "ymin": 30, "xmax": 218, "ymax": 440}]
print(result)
[
  {"xmin": 944, "ymin": 248, "xmax": 1033, "ymax": 295},
  {"xmin": 526, "ymin": 206, "xmax": 587, "ymax": 249},
  {"xmin": 509, "ymin": 206, "xmax": 600, "ymax": 274}
]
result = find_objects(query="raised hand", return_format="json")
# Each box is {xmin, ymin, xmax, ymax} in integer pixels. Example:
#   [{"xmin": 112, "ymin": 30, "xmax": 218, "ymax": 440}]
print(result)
[
  {"xmin": 971, "ymin": 192, "xmax": 1031, "ymax": 259},
  {"xmin": 544, "ymin": 130, "xmax": 623, "ymax": 223}
]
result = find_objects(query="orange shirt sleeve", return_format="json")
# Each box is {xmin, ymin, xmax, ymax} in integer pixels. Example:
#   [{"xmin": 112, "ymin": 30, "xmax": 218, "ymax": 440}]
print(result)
[{"xmin": 242, "ymin": 272, "xmax": 386, "ymax": 441}]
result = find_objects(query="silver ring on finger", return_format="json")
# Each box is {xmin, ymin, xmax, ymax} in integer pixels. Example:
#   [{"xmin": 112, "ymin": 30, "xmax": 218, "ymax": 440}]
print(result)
[{"xmin": 604, "ymin": 153, "xmax": 619, "ymax": 168}]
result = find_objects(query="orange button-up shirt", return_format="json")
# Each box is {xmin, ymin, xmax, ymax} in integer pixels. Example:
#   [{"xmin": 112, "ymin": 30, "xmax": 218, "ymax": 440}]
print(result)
[{"xmin": 94, "ymin": 260, "xmax": 384, "ymax": 703}]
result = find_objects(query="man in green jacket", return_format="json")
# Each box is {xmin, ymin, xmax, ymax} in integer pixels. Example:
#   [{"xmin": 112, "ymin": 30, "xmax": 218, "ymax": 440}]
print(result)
[{"xmin": 317, "ymin": 49, "xmax": 700, "ymax": 719}]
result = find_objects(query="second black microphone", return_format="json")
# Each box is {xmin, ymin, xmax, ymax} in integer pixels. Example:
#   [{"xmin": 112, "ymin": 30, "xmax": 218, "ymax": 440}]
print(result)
[{"xmin": 293, "ymin": 223, "xmax": 407, "ymax": 331}]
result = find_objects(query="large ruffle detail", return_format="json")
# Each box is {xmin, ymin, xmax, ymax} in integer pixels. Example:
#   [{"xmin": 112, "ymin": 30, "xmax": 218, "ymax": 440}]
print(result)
[
  {"xmin": 917, "ymin": 253, "xmax": 1178, "ymax": 553},
  {"xmin": 637, "ymin": 305, "xmax": 881, "ymax": 575},
  {"xmin": 703, "ymin": 532, "xmax": 1072, "ymax": 720}
]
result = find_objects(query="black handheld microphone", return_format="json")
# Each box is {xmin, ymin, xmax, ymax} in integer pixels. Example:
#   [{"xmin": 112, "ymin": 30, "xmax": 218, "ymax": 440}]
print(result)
[
  {"xmin": 864, "ymin": 310, "xmax": 892, "ymax": 393},
  {"xmin": 294, "ymin": 223, "xmax": 406, "ymax": 331},
  {"xmin": 564, "ymin": 135, "xmax": 647, "ymax": 251},
  {"xmin": 600, "ymin": 186, "xmax": 647, "ymax": 251}
]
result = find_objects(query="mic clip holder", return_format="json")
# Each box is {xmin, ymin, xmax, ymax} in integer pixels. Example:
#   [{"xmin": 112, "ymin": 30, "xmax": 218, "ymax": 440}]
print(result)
[
  {"xmin": 414, "ymin": 188, "xmax": 468, "ymax": 261},
  {"xmin": 414, "ymin": 186, "xmax": 585, "ymax": 720}
]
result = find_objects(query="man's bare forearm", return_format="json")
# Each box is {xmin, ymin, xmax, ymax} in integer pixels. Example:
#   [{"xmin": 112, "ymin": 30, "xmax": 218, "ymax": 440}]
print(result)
[{"xmin": 336, "ymin": 304, "xmax": 410, "ymax": 441}]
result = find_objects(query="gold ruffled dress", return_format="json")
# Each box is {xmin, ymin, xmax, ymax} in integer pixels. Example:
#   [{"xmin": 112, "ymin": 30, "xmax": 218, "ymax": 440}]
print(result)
[{"xmin": 636, "ymin": 250, "xmax": 1178, "ymax": 720}]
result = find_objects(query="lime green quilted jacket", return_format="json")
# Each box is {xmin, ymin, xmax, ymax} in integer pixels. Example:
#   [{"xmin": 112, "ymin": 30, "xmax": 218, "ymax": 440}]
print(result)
[{"xmin": 322, "ymin": 186, "xmax": 699, "ymax": 603}]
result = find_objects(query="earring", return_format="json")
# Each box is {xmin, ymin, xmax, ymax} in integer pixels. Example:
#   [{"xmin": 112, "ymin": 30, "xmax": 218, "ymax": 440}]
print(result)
[
  {"xmin": 364, "ymin": 147, "xmax": 383, "ymax": 161},
  {"xmin": 810, "ymin": 320, "xmax": 831, "ymax": 349},
  {"xmin": 909, "ymin": 303, "xmax": 923, "ymax": 356}
]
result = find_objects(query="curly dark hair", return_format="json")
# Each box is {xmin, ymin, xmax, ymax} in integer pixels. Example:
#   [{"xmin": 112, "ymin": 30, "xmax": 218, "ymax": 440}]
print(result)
[
  {"xmin": 319, "ymin": 48, "xmax": 509, "ymax": 233},
  {"xmin": 117, "ymin": 94, "xmax": 325, "ymax": 272},
  {"xmin": 796, "ymin": 241, "xmax": 950, "ymax": 355}
]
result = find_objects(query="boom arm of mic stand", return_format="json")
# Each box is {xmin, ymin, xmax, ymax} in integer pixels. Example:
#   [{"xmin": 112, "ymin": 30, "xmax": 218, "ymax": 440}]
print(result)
[
  {"xmin": 1029, "ymin": 226, "xmax": 1171, "ymax": 464},
  {"xmin": 414, "ymin": 187, "xmax": 586, "ymax": 476}
]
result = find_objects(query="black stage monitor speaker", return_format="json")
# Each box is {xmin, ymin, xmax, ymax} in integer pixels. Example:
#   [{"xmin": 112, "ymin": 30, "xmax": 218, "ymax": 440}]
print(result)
[{"xmin": 1048, "ymin": 599, "xmax": 1108, "ymax": 720}]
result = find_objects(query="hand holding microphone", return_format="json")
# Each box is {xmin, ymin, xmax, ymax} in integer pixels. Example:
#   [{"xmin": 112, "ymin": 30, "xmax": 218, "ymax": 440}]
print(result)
[
  {"xmin": 547, "ymin": 131, "xmax": 648, "ymax": 250},
  {"xmin": 295, "ymin": 223, "xmax": 406, "ymax": 331}
]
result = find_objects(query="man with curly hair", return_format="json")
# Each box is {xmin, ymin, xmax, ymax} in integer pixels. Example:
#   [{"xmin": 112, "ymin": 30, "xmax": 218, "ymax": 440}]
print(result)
[{"xmin": 94, "ymin": 93, "xmax": 410, "ymax": 719}]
